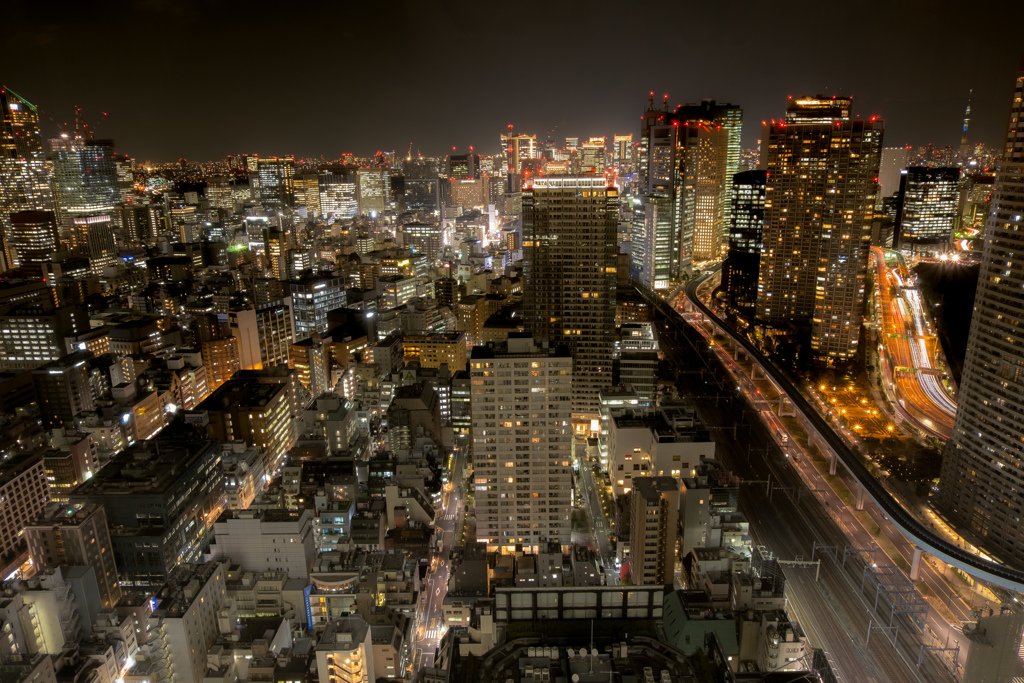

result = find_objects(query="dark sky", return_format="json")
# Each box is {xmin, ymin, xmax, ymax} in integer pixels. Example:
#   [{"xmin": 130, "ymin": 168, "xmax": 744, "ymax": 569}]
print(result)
[{"xmin": 8, "ymin": 0, "xmax": 1024, "ymax": 162}]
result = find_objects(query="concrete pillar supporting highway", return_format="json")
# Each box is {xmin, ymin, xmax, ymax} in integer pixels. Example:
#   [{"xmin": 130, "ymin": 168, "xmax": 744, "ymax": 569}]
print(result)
[
  {"xmin": 856, "ymin": 483, "xmax": 865, "ymax": 511},
  {"xmin": 751, "ymin": 364, "xmax": 765, "ymax": 380},
  {"xmin": 735, "ymin": 347, "xmax": 746, "ymax": 361},
  {"xmin": 910, "ymin": 547, "xmax": 923, "ymax": 581},
  {"xmin": 829, "ymin": 451, "xmax": 838, "ymax": 476}
]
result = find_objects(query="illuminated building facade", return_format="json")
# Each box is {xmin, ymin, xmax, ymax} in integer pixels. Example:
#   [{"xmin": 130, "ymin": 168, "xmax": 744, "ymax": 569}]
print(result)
[
  {"xmin": 523, "ymin": 176, "xmax": 617, "ymax": 420},
  {"xmin": 356, "ymin": 168, "xmax": 388, "ymax": 215},
  {"xmin": 722, "ymin": 170, "xmax": 766, "ymax": 312},
  {"xmin": 470, "ymin": 335, "xmax": 572, "ymax": 553},
  {"xmin": 893, "ymin": 166, "xmax": 961, "ymax": 250},
  {"xmin": 756, "ymin": 96, "xmax": 883, "ymax": 361},
  {"xmin": 254, "ymin": 157, "xmax": 295, "ymax": 208},
  {"xmin": 938, "ymin": 64, "xmax": 1024, "ymax": 567},
  {"xmin": 1, "ymin": 89, "xmax": 53, "ymax": 268},
  {"xmin": 318, "ymin": 171, "xmax": 358, "ymax": 219},
  {"xmin": 7, "ymin": 210, "xmax": 59, "ymax": 269},
  {"xmin": 580, "ymin": 137, "xmax": 606, "ymax": 174},
  {"xmin": 290, "ymin": 275, "xmax": 347, "ymax": 339}
]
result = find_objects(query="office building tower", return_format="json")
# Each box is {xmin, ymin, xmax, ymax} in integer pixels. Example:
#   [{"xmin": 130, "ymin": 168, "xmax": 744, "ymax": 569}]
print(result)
[
  {"xmin": 289, "ymin": 333, "xmax": 332, "ymax": 396},
  {"xmin": 448, "ymin": 153, "xmax": 480, "ymax": 179},
  {"xmin": 356, "ymin": 168, "xmax": 388, "ymax": 215},
  {"xmin": 26, "ymin": 503, "xmax": 122, "ymax": 609},
  {"xmin": 229, "ymin": 299, "xmax": 293, "ymax": 370},
  {"xmin": 938, "ymin": 64, "xmax": 1024, "ymax": 566},
  {"xmin": 403, "ymin": 158, "xmax": 440, "ymax": 215},
  {"xmin": 402, "ymin": 222, "xmax": 442, "ymax": 263},
  {"xmin": 675, "ymin": 100, "xmax": 742, "ymax": 254},
  {"xmin": 51, "ymin": 138, "xmax": 119, "ymax": 231},
  {"xmin": 613, "ymin": 134, "xmax": 633, "ymax": 166},
  {"xmin": 32, "ymin": 350, "xmax": 96, "ymax": 429},
  {"xmin": 580, "ymin": 137, "xmax": 606, "ymax": 174},
  {"xmin": 0, "ymin": 303, "xmax": 89, "ymax": 369},
  {"xmin": 295, "ymin": 172, "xmax": 319, "ymax": 216},
  {"xmin": 201, "ymin": 337, "xmax": 240, "ymax": 391},
  {"xmin": 470, "ymin": 335, "xmax": 572, "ymax": 553},
  {"xmin": 618, "ymin": 322, "xmax": 659, "ymax": 406},
  {"xmin": 289, "ymin": 274, "xmax": 346, "ymax": 340},
  {"xmin": 960, "ymin": 173, "xmax": 996, "ymax": 233},
  {"xmin": 629, "ymin": 476, "xmax": 679, "ymax": 586},
  {"xmin": 115, "ymin": 203, "xmax": 151, "ymax": 245},
  {"xmin": 879, "ymin": 146, "xmax": 911, "ymax": 199},
  {"xmin": 678, "ymin": 121, "xmax": 728, "ymax": 261},
  {"xmin": 7, "ymin": 210, "xmax": 58, "ymax": 269},
  {"xmin": 501, "ymin": 132, "xmax": 537, "ymax": 175},
  {"xmin": 0, "ymin": 89, "xmax": 53, "ymax": 261},
  {"xmin": 893, "ymin": 166, "xmax": 961, "ymax": 251},
  {"xmin": 722, "ymin": 170, "xmax": 766, "ymax": 312},
  {"xmin": 68, "ymin": 436, "xmax": 223, "ymax": 587},
  {"xmin": 318, "ymin": 171, "xmax": 358, "ymax": 219},
  {"xmin": 254, "ymin": 157, "xmax": 295, "ymax": 208},
  {"xmin": 263, "ymin": 227, "xmax": 287, "ymax": 280},
  {"xmin": 523, "ymin": 176, "xmax": 617, "ymax": 420},
  {"xmin": 756, "ymin": 96, "xmax": 883, "ymax": 361},
  {"xmin": 70, "ymin": 213, "xmax": 117, "ymax": 274},
  {"xmin": 197, "ymin": 375, "xmax": 297, "ymax": 474}
]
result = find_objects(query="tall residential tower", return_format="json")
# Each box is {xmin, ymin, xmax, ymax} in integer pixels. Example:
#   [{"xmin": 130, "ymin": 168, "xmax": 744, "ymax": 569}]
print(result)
[
  {"xmin": 756, "ymin": 96, "xmax": 883, "ymax": 361},
  {"xmin": 938, "ymin": 63, "xmax": 1024, "ymax": 567}
]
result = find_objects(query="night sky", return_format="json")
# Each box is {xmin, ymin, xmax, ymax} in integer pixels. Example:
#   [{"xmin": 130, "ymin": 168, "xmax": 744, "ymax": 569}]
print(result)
[{"xmin": 8, "ymin": 0, "xmax": 1024, "ymax": 162}]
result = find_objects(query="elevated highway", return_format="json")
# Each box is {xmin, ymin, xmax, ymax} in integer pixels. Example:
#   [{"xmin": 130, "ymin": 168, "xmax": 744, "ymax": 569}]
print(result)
[{"xmin": 637, "ymin": 270, "xmax": 1024, "ymax": 592}]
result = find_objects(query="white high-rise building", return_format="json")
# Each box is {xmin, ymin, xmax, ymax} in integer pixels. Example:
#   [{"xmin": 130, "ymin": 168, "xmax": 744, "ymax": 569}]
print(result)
[
  {"xmin": 938, "ymin": 63, "xmax": 1024, "ymax": 567},
  {"xmin": 470, "ymin": 334, "xmax": 572, "ymax": 553}
]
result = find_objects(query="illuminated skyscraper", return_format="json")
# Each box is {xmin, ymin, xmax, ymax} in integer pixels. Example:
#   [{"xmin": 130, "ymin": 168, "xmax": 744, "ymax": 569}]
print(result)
[
  {"xmin": 938, "ymin": 63, "xmax": 1024, "ymax": 566},
  {"xmin": 756, "ymin": 96, "xmax": 883, "ymax": 361},
  {"xmin": 722, "ymin": 170, "xmax": 766, "ymax": 312},
  {"xmin": 0, "ymin": 88, "xmax": 53, "ymax": 265},
  {"xmin": 677, "ymin": 122, "xmax": 728, "ymax": 261},
  {"xmin": 70, "ymin": 213, "xmax": 117, "ymax": 275},
  {"xmin": 580, "ymin": 137, "xmax": 606, "ymax": 174},
  {"xmin": 254, "ymin": 157, "xmax": 295, "ymax": 208},
  {"xmin": 7, "ymin": 210, "xmax": 59, "ymax": 269},
  {"xmin": 356, "ymin": 168, "xmax": 388, "ymax": 215},
  {"xmin": 893, "ymin": 166, "xmax": 961, "ymax": 251},
  {"xmin": 51, "ymin": 138, "xmax": 119, "ymax": 226},
  {"xmin": 470, "ymin": 334, "xmax": 572, "ymax": 553},
  {"xmin": 318, "ymin": 171, "xmax": 358, "ymax": 219},
  {"xmin": 523, "ymin": 175, "xmax": 617, "ymax": 421},
  {"xmin": 500, "ymin": 131, "xmax": 537, "ymax": 175},
  {"xmin": 613, "ymin": 134, "xmax": 633, "ymax": 167}
]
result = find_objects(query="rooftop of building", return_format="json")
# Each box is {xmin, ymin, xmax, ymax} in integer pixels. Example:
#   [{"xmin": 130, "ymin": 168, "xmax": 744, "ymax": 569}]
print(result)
[
  {"xmin": 198, "ymin": 378, "xmax": 285, "ymax": 411},
  {"xmin": 633, "ymin": 476, "xmax": 679, "ymax": 502},
  {"xmin": 317, "ymin": 616, "xmax": 370, "ymax": 650},
  {"xmin": 215, "ymin": 508, "xmax": 307, "ymax": 525},
  {"xmin": 152, "ymin": 561, "xmax": 225, "ymax": 618},
  {"xmin": 69, "ymin": 436, "xmax": 217, "ymax": 498},
  {"xmin": 26, "ymin": 502, "xmax": 104, "ymax": 528}
]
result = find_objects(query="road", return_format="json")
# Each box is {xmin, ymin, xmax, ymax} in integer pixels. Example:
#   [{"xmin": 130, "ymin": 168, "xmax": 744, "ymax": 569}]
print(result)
[
  {"xmin": 578, "ymin": 463, "xmax": 619, "ymax": 585},
  {"xmin": 409, "ymin": 446, "xmax": 466, "ymax": 675},
  {"xmin": 652, "ymin": 290, "xmax": 958, "ymax": 683},
  {"xmin": 871, "ymin": 247, "xmax": 956, "ymax": 438}
]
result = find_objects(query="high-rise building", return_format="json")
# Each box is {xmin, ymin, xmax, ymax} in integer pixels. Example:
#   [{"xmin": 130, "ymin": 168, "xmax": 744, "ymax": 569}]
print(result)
[
  {"xmin": 254, "ymin": 157, "xmax": 295, "ymax": 208},
  {"xmin": 448, "ymin": 153, "xmax": 480, "ymax": 180},
  {"xmin": 0, "ymin": 88, "xmax": 53, "ymax": 265},
  {"xmin": 289, "ymin": 274, "xmax": 347, "ymax": 340},
  {"xmin": 32, "ymin": 350, "xmax": 96, "ymax": 430},
  {"xmin": 228, "ymin": 299, "xmax": 294, "ymax": 370},
  {"xmin": 756, "ymin": 96, "xmax": 883, "ymax": 361},
  {"xmin": 51, "ymin": 138, "xmax": 119, "ymax": 232},
  {"xmin": 938, "ymin": 64, "xmax": 1024, "ymax": 566},
  {"xmin": 470, "ymin": 335, "xmax": 572, "ymax": 553},
  {"xmin": 580, "ymin": 137, "xmax": 606, "ymax": 174},
  {"xmin": 201, "ymin": 337, "xmax": 241, "ymax": 391},
  {"xmin": 356, "ymin": 168, "xmax": 388, "ymax": 215},
  {"xmin": 722, "ymin": 170, "xmax": 766, "ymax": 312},
  {"xmin": 613, "ymin": 134, "xmax": 633, "ymax": 167},
  {"xmin": 68, "ymin": 436, "xmax": 224, "ymax": 588},
  {"xmin": 70, "ymin": 213, "xmax": 117, "ymax": 274},
  {"xmin": 629, "ymin": 476, "xmax": 679, "ymax": 586},
  {"xmin": 878, "ymin": 146, "xmax": 911, "ymax": 200},
  {"xmin": 0, "ymin": 303, "xmax": 89, "ymax": 369},
  {"xmin": 0, "ymin": 453, "xmax": 49, "ymax": 572},
  {"xmin": 7, "ymin": 210, "xmax": 58, "ymax": 269},
  {"xmin": 402, "ymin": 222, "xmax": 442, "ymax": 263},
  {"xmin": 523, "ymin": 176, "xmax": 617, "ymax": 420},
  {"xmin": 318, "ymin": 171, "xmax": 358, "ymax": 219},
  {"xmin": 198, "ymin": 374, "xmax": 297, "ymax": 474},
  {"xmin": 677, "ymin": 122, "xmax": 728, "ymax": 261},
  {"xmin": 26, "ymin": 503, "xmax": 122, "ymax": 609},
  {"xmin": 893, "ymin": 166, "xmax": 961, "ymax": 251},
  {"xmin": 402, "ymin": 158, "xmax": 440, "ymax": 215},
  {"xmin": 500, "ymin": 132, "xmax": 537, "ymax": 175}
]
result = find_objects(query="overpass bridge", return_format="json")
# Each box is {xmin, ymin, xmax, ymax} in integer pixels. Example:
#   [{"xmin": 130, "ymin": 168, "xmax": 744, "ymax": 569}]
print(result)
[{"xmin": 636, "ymin": 270, "xmax": 1024, "ymax": 593}]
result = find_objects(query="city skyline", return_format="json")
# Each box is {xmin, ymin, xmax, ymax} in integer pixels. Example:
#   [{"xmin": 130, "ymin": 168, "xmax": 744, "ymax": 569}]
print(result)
[{"xmin": 7, "ymin": 0, "xmax": 1024, "ymax": 161}]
